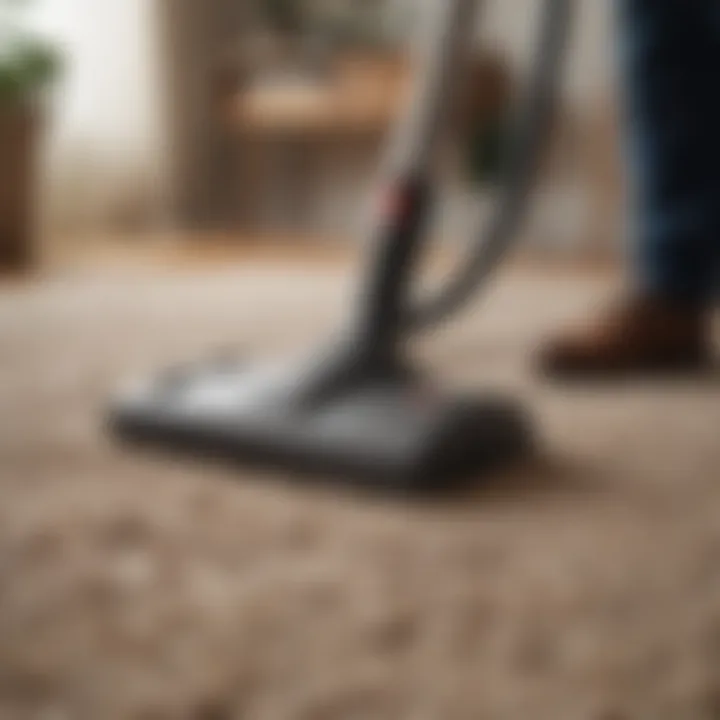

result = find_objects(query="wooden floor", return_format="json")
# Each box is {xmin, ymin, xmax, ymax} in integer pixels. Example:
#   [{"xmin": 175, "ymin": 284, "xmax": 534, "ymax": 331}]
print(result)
[
  {"xmin": 6, "ymin": 231, "xmax": 618, "ymax": 282},
  {"xmin": 40, "ymin": 232, "xmax": 360, "ymax": 273}
]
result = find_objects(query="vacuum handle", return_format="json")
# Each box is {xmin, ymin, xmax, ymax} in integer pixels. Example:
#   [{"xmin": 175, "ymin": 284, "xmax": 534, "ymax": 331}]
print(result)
[
  {"xmin": 384, "ymin": 0, "xmax": 481, "ymax": 177},
  {"xmin": 357, "ymin": 175, "xmax": 434, "ymax": 352},
  {"xmin": 405, "ymin": 0, "xmax": 574, "ymax": 332},
  {"xmin": 355, "ymin": 0, "xmax": 482, "ymax": 352}
]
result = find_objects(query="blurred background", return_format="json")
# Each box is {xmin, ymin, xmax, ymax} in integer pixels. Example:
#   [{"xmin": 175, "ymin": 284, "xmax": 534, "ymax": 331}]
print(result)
[{"xmin": 1, "ymin": 0, "xmax": 621, "ymax": 272}]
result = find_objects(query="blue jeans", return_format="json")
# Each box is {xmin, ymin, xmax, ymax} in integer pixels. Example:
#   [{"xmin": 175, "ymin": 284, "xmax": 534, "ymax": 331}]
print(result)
[{"xmin": 619, "ymin": 0, "xmax": 720, "ymax": 304}]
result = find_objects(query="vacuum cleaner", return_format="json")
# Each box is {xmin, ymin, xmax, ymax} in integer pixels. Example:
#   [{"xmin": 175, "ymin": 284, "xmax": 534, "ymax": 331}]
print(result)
[{"xmin": 109, "ymin": 0, "xmax": 573, "ymax": 494}]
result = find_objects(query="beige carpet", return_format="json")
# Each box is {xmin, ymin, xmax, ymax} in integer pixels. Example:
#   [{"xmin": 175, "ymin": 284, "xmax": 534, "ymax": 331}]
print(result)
[{"xmin": 1, "ymin": 265, "xmax": 720, "ymax": 720}]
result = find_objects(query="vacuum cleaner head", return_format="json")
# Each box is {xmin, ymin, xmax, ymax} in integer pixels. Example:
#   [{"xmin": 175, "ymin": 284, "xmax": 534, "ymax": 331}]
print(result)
[{"xmin": 110, "ymin": 359, "xmax": 533, "ymax": 495}]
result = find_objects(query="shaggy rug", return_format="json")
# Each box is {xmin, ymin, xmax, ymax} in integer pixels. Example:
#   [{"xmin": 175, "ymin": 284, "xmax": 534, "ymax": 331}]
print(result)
[{"xmin": 1, "ymin": 264, "xmax": 720, "ymax": 720}]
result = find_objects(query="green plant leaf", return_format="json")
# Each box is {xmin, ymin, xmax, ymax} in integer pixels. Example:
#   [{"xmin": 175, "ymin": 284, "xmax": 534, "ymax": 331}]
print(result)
[{"xmin": 0, "ymin": 35, "xmax": 62, "ymax": 102}]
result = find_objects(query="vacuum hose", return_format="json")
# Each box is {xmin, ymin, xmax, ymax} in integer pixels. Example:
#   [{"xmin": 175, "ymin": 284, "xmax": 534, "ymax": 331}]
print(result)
[{"xmin": 407, "ymin": 0, "xmax": 574, "ymax": 332}]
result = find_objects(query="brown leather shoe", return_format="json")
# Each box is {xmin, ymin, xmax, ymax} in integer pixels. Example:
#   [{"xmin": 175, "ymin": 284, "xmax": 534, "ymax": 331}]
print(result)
[{"xmin": 538, "ymin": 294, "xmax": 713, "ymax": 378}]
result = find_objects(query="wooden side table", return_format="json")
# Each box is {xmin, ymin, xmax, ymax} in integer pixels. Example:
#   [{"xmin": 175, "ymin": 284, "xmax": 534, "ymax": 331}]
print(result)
[
  {"xmin": 219, "ymin": 52, "xmax": 409, "ymax": 234},
  {"xmin": 218, "ymin": 51, "xmax": 512, "ymax": 236}
]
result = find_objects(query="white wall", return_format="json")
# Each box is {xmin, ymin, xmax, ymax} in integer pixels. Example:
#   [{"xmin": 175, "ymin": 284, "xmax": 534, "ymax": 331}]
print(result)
[
  {"xmin": 484, "ymin": 0, "xmax": 614, "ymax": 106},
  {"xmin": 392, "ymin": 0, "xmax": 615, "ymax": 106},
  {"xmin": 29, "ymin": 0, "xmax": 167, "ymax": 234}
]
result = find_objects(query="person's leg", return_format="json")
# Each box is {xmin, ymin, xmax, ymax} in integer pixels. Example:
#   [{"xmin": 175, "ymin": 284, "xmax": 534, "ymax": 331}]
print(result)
[
  {"xmin": 620, "ymin": 0, "xmax": 720, "ymax": 303},
  {"xmin": 539, "ymin": 0, "xmax": 719, "ymax": 376}
]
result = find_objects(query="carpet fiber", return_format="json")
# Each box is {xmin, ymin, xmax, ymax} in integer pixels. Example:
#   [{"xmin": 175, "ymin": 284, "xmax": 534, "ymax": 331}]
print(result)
[{"xmin": 1, "ymin": 265, "xmax": 720, "ymax": 720}]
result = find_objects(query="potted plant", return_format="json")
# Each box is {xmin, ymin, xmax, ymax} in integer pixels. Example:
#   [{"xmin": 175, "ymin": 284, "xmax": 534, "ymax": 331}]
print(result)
[{"xmin": 0, "ymin": 0, "xmax": 62, "ymax": 272}]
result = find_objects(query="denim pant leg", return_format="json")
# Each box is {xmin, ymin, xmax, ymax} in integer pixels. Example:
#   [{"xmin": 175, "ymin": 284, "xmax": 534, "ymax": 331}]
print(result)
[{"xmin": 618, "ymin": 0, "xmax": 720, "ymax": 303}]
